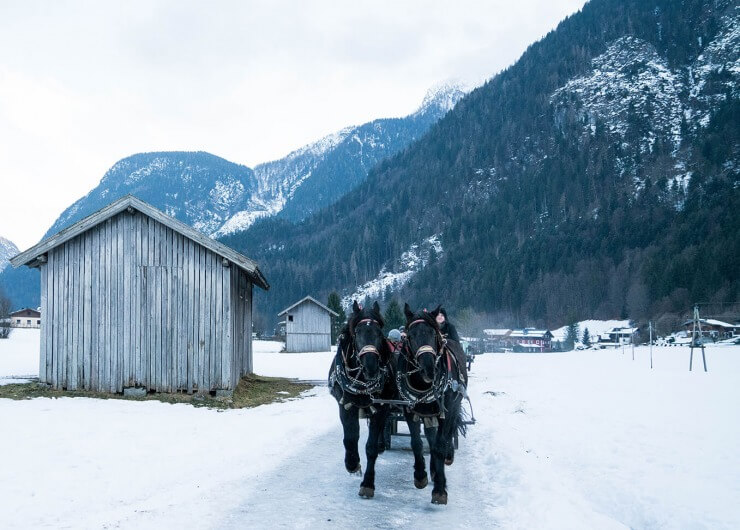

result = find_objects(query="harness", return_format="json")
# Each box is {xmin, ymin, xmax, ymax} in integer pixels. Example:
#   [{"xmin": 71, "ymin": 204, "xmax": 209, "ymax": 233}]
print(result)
[
  {"xmin": 396, "ymin": 316, "xmax": 466, "ymax": 421},
  {"xmin": 329, "ymin": 317, "xmax": 389, "ymax": 411}
]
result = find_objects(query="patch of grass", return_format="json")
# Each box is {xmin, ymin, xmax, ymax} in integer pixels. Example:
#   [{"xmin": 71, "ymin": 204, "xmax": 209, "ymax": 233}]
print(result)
[{"xmin": 0, "ymin": 375, "xmax": 313, "ymax": 410}]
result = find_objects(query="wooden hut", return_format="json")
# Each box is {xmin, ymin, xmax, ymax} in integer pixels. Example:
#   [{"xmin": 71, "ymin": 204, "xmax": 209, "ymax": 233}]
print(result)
[
  {"xmin": 10, "ymin": 195, "xmax": 269, "ymax": 394},
  {"xmin": 278, "ymin": 296, "xmax": 337, "ymax": 352}
]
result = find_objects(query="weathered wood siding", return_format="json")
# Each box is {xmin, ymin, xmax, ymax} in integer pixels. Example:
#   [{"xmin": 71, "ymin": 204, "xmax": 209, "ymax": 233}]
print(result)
[
  {"xmin": 38, "ymin": 211, "xmax": 253, "ymax": 392},
  {"xmin": 285, "ymin": 300, "xmax": 331, "ymax": 352}
]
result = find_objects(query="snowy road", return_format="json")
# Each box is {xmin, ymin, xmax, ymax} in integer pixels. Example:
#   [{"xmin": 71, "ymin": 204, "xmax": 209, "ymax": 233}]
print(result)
[{"xmin": 219, "ymin": 416, "xmax": 494, "ymax": 529}]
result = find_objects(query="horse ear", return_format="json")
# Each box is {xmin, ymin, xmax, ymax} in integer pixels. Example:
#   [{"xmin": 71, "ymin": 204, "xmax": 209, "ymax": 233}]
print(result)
[
  {"xmin": 430, "ymin": 304, "xmax": 442, "ymax": 318},
  {"xmin": 404, "ymin": 303, "xmax": 414, "ymax": 322},
  {"xmin": 352, "ymin": 300, "xmax": 360, "ymax": 313},
  {"xmin": 372, "ymin": 301, "xmax": 381, "ymax": 315}
]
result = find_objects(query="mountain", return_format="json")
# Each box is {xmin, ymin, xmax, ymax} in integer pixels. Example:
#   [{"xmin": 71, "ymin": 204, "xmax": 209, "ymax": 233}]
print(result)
[
  {"xmin": 0, "ymin": 237, "xmax": 19, "ymax": 273},
  {"xmin": 215, "ymin": 82, "xmax": 467, "ymax": 235},
  {"xmin": 0, "ymin": 84, "xmax": 466, "ymax": 308},
  {"xmin": 221, "ymin": 0, "xmax": 739, "ymax": 332},
  {"xmin": 45, "ymin": 152, "xmax": 257, "ymax": 238},
  {"xmin": 44, "ymin": 84, "xmax": 466, "ymax": 240}
]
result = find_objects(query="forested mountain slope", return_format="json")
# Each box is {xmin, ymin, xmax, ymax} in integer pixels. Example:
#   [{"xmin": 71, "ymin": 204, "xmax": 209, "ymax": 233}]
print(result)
[
  {"xmin": 0, "ymin": 86, "xmax": 464, "ymax": 309},
  {"xmin": 223, "ymin": 0, "xmax": 739, "ymax": 330}
]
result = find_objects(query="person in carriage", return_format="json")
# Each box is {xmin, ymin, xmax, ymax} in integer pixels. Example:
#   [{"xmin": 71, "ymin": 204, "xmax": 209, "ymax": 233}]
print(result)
[{"xmin": 435, "ymin": 308, "xmax": 460, "ymax": 343}]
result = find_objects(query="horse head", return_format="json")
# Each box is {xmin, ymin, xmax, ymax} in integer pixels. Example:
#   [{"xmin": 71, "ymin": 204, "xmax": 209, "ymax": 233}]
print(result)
[
  {"xmin": 404, "ymin": 303, "xmax": 442, "ymax": 384},
  {"xmin": 348, "ymin": 300, "xmax": 387, "ymax": 381}
]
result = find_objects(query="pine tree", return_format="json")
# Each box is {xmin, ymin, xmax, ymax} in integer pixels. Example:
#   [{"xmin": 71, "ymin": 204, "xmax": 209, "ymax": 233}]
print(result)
[
  {"xmin": 582, "ymin": 327, "xmax": 591, "ymax": 347},
  {"xmin": 565, "ymin": 322, "xmax": 580, "ymax": 351},
  {"xmin": 383, "ymin": 298, "xmax": 404, "ymax": 334},
  {"xmin": 327, "ymin": 291, "xmax": 346, "ymax": 345}
]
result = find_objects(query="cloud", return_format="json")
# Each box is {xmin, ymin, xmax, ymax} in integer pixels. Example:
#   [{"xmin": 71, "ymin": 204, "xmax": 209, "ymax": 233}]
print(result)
[{"xmin": 0, "ymin": 0, "xmax": 586, "ymax": 248}]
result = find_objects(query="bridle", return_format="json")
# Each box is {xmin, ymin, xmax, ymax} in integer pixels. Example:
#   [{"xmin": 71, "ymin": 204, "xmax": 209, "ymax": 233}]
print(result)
[
  {"xmin": 405, "ymin": 318, "xmax": 446, "ymax": 360},
  {"xmin": 397, "ymin": 316, "xmax": 448, "ymax": 405},
  {"xmin": 353, "ymin": 318, "xmax": 383, "ymax": 360},
  {"xmin": 333, "ymin": 316, "xmax": 387, "ymax": 397}
]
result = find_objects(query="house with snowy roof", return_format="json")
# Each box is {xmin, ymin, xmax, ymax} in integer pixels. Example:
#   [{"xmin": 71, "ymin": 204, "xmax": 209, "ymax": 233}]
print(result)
[
  {"xmin": 509, "ymin": 328, "xmax": 553, "ymax": 352},
  {"xmin": 9, "ymin": 308, "xmax": 41, "ymax": 328},
  {"xmin": 682, "ymin": 319, "xmax": 739, "ymax": 340},
  {"xmin": 596, "ymin": 326, "xmax": 639, "ymax": 347}
]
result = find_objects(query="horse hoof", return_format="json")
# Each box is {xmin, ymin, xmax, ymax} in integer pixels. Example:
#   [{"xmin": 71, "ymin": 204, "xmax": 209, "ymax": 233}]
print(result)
[
  {"xmin": 414, "ymin": 475, "xmax": 428, "ymax": 489},
  {"xmin": 445, "ymin": 457, "xmax": 454, "ymax": 466},
  {"xmin": 347, "ymin": 464, "xmax": 362, "ymax": 475},
  {"xmin": 358, "ymin": 486, "xmax": 375, "ymax": 499},
  {"xmin": 431, "ymin": 491, "xmax": 448, "ymax": 505}
]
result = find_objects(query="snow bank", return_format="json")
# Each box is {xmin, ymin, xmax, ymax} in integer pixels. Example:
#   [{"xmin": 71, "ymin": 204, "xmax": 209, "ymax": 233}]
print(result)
[
  {"xmin": 469, "ymin": 345, "xmax": 740, "ymax": 528},
  {"xmin": 0, "ymin": 328, "xmax": 39, "ymax": 384},
  {"xmin": 551, "ymin": 319, "xmax": 630, "ymax": 342},
  {"xmin": 253, "ymin": 339, "xmax": 334, "ymax": 381}
]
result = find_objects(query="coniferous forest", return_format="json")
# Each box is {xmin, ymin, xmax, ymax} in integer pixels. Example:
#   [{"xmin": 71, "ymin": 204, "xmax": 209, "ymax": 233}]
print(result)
[{"xmin": 222, "ymin": 0, "xmax": 739, "ymax": 332}]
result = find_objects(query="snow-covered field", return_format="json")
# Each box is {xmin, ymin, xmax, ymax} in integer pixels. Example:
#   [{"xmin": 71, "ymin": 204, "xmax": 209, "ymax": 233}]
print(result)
[
  {"xmin": 1, "ymin": 331, "xmax": 738, "ymax": 528},
  {"xmin": 0, "ymin": 328, "xmax": 40, "ymax": 384}
]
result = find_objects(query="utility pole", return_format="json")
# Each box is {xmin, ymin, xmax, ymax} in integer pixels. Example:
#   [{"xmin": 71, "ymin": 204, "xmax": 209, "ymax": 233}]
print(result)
[
  {"xmin": 649, "ymin": 321, "xmax": 653, "ymax": 370},
  {"xmin": 689, "ymin": 305, "xmax": 708, "ymax": 372}
]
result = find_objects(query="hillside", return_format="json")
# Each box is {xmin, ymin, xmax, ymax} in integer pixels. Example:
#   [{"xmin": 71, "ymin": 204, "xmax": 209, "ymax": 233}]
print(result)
[
  {"xmin": 221, "ymin": 0, "xmax": 739, "ymax": 331},
  {"xmin": 0, "ymin": 84, "xmax": 464, "ymax": 309}
]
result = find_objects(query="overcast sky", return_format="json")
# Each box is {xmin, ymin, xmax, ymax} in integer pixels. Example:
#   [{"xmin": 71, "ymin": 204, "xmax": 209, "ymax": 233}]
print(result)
[{"xmin": 0, "ymin": 0, "xmax": 585, "ymax": 249}]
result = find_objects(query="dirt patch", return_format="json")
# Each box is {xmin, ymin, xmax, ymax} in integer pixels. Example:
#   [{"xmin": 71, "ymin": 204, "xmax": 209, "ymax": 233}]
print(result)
[{"xmin": 0, "ymin": 374, "xmax": 313, "ymax": 410}]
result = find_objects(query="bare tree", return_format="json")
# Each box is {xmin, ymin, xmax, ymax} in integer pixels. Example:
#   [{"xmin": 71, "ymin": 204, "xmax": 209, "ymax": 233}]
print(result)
[{"xmin": 0, "ymin": 287, "xmax": 11, "ymax": 339}]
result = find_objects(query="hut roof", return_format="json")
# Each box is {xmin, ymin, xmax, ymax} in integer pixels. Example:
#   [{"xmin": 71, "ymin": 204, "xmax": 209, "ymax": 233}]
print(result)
[
  {"xmin": 10, "ymin": 195, "xmax": 269, "ymax": 290},
  {"xmin": 278, "ymin": 295, "xmax": 338, "ymax": 317}
]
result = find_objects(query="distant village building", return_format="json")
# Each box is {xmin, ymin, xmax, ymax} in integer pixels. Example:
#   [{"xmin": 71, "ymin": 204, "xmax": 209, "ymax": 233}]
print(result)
[
  {"xmin": 9, "ymin": 308, "xmax": 41, "ymax": 328},
  {"xmin": 278, "ymin": 296, "xmax": 338, "ymax": 353},
  {"xmin": 597, "ymin": 326, "xmax": 639, "ymax": 347},
  {"xmin": 510, "ymin": 328, "xmax": 553, "ymax": 352},
  {"xmin": 482, "ymin": 327, "xmax": 553, "ymax": 352},
  {"xmin": 10, "ymin": 195, "xmax": 269, "ymax": 394},
  {"xmin": 682, "ymin": 319, "xmax": 739, "ymax": 340}
]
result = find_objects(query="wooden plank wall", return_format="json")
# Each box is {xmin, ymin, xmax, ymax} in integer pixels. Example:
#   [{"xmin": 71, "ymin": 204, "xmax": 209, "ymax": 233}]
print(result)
[
  {"xmin": 285, "ymin": 301, "xmax": 332, "ymax": 352},
  {"xmin": 229, "ymin": 268, "xmax": 254, "ymax": 385},
  {"xmin": 42, "ymin": 211, "xmax": 247, "ymax": 392}
]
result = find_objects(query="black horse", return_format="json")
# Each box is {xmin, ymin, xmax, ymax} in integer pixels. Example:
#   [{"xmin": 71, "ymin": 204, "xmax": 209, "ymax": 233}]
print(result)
[
  {"xmin": 396, "ymin": 303, "xmax": 467, "ymax": 505},
  {"xmin": 328, "ymin": 301, "xmax": 396, "ymax": 499}
]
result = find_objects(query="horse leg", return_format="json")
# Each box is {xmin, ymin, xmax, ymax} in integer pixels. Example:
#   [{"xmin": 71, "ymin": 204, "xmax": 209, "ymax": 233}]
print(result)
[
  {"xmin": 423, "ymin": 424, "xmax": 438, "ymax": 482},
  {"xmin": 359, "ymin": 407, "xmax": 389, "ymax": 499},
  {"xmin": 446, "ymin": 395, "xmax": 464, "ymax": 466},
  {"xmin": 428, "ymin": 418, "xmax": 449, "ymax": 505},
  {"xmin": 378, "ymin": 413, "xmax": 391, "ymax": 454},
  {"xmin": 403, "ymin": 413, "xmax": 427, "ymax": 488},
  {"xmin": 339, "ymin": 404, "xmax": 362, "ymax": 474}
]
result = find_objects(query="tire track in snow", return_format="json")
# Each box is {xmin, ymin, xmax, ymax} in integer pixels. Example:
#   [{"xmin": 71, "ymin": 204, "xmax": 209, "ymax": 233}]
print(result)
[{"xmin": 219, "ymin": 418, "xmax": 496, "ymax": 529}]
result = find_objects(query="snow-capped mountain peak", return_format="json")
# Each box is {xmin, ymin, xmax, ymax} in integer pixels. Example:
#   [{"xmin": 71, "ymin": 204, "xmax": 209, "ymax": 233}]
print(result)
[
  {"xmin": 415, "ymin": 80, "xmax": 469, "ymax": 116},
  {"xmin": 0, "ymin": 236, "xmax": 19, "ymax": 273}
]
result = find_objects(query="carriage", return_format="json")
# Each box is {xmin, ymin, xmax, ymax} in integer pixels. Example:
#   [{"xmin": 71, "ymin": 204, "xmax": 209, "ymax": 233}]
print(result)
[{"xmin": 374, "ymin": 394, "xmax": 476, "ymax": 451}]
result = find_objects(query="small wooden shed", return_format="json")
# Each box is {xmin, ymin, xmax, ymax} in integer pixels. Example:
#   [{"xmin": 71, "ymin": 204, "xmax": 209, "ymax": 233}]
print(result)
[
  {"xmin": 278, "ymin": 296, "xmax": 338, "ymax": 352},
  {"xmin": 10, "ymin": 195, "xmax": 269, "ymax": 394}
]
